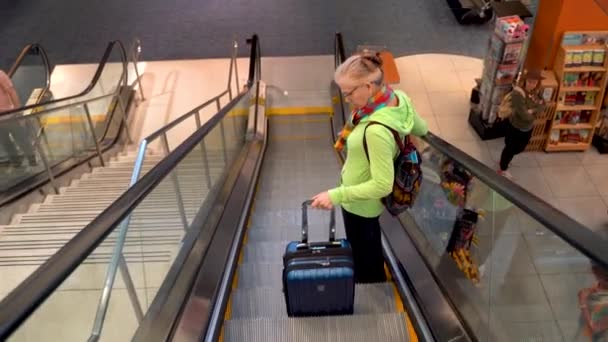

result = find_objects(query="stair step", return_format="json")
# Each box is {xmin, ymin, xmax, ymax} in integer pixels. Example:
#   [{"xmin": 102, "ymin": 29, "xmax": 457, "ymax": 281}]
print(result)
[
  {"xmin": 229, "ymin": 283, "xmax": 398, "ymax": 319},
  {"xmin": 223, "ymin": 313, "xmax": 411, "ymax": 342}
]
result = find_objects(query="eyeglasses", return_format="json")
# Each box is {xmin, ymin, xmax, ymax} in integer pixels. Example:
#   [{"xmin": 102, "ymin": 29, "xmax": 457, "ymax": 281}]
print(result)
[{"xmin": 342, "ymin": 84, "xmax": 363, "ymax": 98}]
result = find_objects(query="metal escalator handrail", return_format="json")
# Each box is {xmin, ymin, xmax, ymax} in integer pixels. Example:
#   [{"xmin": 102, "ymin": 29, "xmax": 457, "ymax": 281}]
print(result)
[
  {"xmin": 145, "ymin": 90, "xmax": 228, "ymax": 141},
  {"xmin": 0, "ymin": 34, "xmax": 260, "ymax": 341},
  {"xmin": 7, "ymin": 43, "xmax": 53, "ymax": 106},
  {"xmin": 0, "ymin": 92, "xmax": 118, "ymax": 123},
  {"xmin": 421, "ymin": 132, "xmax": 608, "ymax": 268},
  {"xmin": 334, "ymin": 32, "xmax": 346, "ymax": 68},
  {"xmin": 87, "ymin": 37, "xmax": 242, "ymax": 342},
  {"xmin": 0, "ymin": 40, "xmax": 128, "ymax": 117}
]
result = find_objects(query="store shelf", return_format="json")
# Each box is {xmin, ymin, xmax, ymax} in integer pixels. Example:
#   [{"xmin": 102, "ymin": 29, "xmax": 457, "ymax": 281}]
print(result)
[
  {"xmin": 560, "ymin": 86, "xmax": 603, "ymax": 92},
  {"xmin": 551, "ymin": 123, "xmax": 594, "ymax": 129},
  {"xmin": 562, "ymin": 44, "xmax": 606, "ymax": 50},
  {"xmin": 562, "ymin": 66, "xmax": 607, "ymax": 72},
  {"xmin": 546, "ymin": 142, "xmax": 590, "ymax": 151},
  {"xmin": 557, "ymin": 104, "xmax": 598, "ymax": 111}
]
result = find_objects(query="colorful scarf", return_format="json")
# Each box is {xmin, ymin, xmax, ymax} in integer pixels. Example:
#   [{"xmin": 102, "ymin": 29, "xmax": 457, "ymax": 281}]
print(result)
[{"xmin": 334, "ymin": 85, "xmax": 395, "ymax": 152}]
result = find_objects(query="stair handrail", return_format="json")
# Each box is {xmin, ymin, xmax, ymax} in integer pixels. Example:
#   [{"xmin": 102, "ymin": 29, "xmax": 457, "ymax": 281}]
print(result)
[
  {"xmin": 89, "ymin": 36, "xmax": 245, "ymax": 342},
  {"xmin": 7, "ymin": 43, "xmax": 53, "ymax": 107}
]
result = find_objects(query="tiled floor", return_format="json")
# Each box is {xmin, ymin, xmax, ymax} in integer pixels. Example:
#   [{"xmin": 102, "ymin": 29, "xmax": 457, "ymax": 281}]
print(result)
[{"xmin": 393, "ymin": 53, "xmax": 608, "ymax": 236}]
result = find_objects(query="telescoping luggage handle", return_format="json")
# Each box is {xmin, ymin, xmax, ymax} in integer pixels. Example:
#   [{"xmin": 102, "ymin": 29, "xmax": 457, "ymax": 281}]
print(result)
[{"xmin": 301, "ymin": 200, "xmax": 336, "ymax": 244}]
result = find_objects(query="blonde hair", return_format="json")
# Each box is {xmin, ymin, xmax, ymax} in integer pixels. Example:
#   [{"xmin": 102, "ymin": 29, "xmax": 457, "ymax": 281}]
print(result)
[{"xmin": 335, "ymin": 51, "xmax": 384, "ymax": 85}]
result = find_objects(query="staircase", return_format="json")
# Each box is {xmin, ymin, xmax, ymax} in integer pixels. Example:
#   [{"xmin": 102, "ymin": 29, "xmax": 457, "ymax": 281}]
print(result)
[
  {"xmin": 221, "ymin": 115, "xmax": 416, "ymax": 342},
  {"xmin": 0, "ymin": 147, "xmax": 224, "ymax": 303}
]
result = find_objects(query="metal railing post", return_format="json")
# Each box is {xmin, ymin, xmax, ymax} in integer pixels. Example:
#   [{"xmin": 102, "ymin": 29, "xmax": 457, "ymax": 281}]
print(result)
[
  {"xmin": 18, "ymin": 116, "xmax": 60, "ymax": 194},
  {"xmin": 216, "ymin": 99, "xmax": 229, "ymax": 164},
  {"xmin": 195, "ymin": 112, "xmax": 213, "ymax": 190},
  {"xmin": 227, "ymin": 39, "xmax": 238, "ymax": 101},
  {"xmin": 161, "ymin": 133, "xmax": 190, "ymax": 230},
  {"xmin": 116, "ymin": 96, "xmax": 133, "ymax": 144},
  {"xmin": 235, "ymin": 42, "xmax": 240, "ymax": 95},
  {"xmin": 131, "ymin": 39, "xmax": 145, "ymax": 101},
  {"xmin": 83, "ymin": 104, "xmax": 105, "ymax": 167}
]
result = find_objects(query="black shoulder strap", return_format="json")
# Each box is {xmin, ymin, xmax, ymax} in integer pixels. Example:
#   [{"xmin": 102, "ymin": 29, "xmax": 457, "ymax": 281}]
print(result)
[{"xmin": 363, "ymin": 121, "xmax": 407, "ymax": 161}]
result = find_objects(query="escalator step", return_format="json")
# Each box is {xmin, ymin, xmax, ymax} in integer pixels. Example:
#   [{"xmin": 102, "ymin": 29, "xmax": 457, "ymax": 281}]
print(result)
[
  {"xmin": 223, "ymin": 312, "xmax": 410, "ymax": 342},
  {"xmin": 241, "ymin": 241, "xmax": 290, "ymax": 263},
  {"xmin": 237, "ymin": 263, "xmax": 282, "ymax": 289},
  {"xmin": 229, "ymin": 283, "xmax": 398, "ymax": 319}
]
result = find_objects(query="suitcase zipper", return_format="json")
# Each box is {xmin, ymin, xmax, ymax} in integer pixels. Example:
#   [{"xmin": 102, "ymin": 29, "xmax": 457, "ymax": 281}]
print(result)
[{"xmin": 286, "ymin": 257, "xmax": 353, "ymax": 270}]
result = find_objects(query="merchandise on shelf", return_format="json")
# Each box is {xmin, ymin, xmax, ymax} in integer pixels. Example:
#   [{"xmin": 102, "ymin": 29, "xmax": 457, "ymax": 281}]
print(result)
[
  {"xmin": 494, "ymin": 15, "xmax": 529, "ymax": 43},
  {"xmin": 563, "ymin": 72, "xmax": 604, "ymax": 87},
  {"xmin": 562, "ymin": 32, "xmax": 608, "ymax": 46},
  {"xmin": 496, "ymin": 64, "xmax": 518, "ymax": 85},
  {"xmin": 477, "ymin": 14, "xmax": 531, "ymax": 125},
  {"xmin": 560, "ymin": 91, "xmax": 597, "ymax": 106},
  {"xmin": 555, "ymin": 110, "xmax": 592, "ymax": 124},
  {"xmin": 550, "ymin": 129, "xmax": 591, "ymax": 144},
  {"xmin": 593, "ymin": 50, "xmax": 606, "ymax": 66}
]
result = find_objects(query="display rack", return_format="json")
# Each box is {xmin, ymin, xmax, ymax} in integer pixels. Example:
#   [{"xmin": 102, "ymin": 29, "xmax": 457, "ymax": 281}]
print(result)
[
  {"xmin": 470, "ymin": 14, "xmax": 531, "ymax": 140},
  {"xmin": 545, "ymin": 31, "xmax": 608, "ymax": 152},
  {"xmin": 525, "ymin": 70, "xmax": 558, "ymax": 151}
]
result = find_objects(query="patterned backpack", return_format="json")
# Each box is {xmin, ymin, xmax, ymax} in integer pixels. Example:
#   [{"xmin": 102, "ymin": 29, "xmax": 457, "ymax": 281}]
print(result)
[{"xmin": 363, "ymin": 121, "xmax": 422, "ymax": 216}]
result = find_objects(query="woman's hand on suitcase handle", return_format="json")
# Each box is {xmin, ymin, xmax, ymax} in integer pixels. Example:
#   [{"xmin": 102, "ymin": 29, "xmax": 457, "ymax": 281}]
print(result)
[{"xmin": 311, "ymin": 191, "xmax": 333, "ymax": 210}]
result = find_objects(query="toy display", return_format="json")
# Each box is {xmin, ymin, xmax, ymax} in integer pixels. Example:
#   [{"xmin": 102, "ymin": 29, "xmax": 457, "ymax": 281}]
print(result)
[
  {"xmin": 494, "ymin": 15, "xmax": 530, "ymax": 43},
  {"xmin": 478, "ymin": 15, "xmax": 530, "ymax": 124}
]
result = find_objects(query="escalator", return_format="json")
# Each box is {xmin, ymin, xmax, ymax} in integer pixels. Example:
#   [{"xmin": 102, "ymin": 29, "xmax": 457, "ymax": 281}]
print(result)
[
  {"xmin": 218, "ymin": 114, "xmax": 417, "ymax": 341},
  {"xmin": 1, "ymin": 34, "xmax": 608, "ymax": 342},
  {"xmin": 0, "ymin": 40, "xmax": 142, "ymax": 206}
]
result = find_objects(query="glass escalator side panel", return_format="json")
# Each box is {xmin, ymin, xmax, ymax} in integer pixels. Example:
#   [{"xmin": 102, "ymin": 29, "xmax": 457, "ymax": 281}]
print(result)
[
  {"xmin": 0, "ymin": 101, "xmax": 101, "ymax": 193},
  {"xmin": 402, "ymin": 139, "xmax": 608, "ymax": 342},
  {"xmin": 2, "ymin": 93, "xmax": 252, "ymax": 341}
]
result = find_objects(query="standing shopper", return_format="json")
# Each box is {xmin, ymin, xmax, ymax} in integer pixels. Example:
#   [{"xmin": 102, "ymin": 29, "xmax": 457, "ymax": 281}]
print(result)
[{"xmin": 497, "ymin": 70, "xmax": 545, "ymax": 179}]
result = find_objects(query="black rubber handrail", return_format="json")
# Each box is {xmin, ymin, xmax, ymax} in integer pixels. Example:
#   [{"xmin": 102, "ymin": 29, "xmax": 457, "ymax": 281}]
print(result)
[
  {"xmin": 7, "ymin": 43, "xmax": 52, "ymax": 106},
  {"xmin": 0, "ymin": 34, "xmax": 260, "ymax": 340},
  {"xmin": 422, "ymin": 132, "xmax": 608, "ymax": 268},
  {"xmin": 331, "ymin": 33, "xmax": 608, "ymax": 269},
  {"xmin": 0, "ymin": 40, "xmax": 128, "ymax": 117}
]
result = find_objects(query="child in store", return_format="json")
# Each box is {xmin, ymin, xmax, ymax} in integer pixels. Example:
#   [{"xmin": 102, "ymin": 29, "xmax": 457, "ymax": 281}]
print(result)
[{"xmin": 497, "ymin": 69, "xmax": 545, "ymax": 179}]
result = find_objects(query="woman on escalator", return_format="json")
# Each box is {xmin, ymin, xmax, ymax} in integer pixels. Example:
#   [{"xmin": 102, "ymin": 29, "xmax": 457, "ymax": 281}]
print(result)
[{"xmin": 310, "ymin": 52, "xmax": 428, "ymax": 283}]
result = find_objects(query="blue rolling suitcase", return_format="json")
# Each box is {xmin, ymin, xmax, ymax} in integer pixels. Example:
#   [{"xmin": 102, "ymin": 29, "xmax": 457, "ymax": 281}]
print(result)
[{"xmin": 282, "ymin": 200, "xmax": 355, "ymax": 317}]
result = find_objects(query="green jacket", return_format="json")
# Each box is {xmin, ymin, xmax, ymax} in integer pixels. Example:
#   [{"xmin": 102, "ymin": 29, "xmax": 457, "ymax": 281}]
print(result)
[{"xmin": 328, "ymin": 90, "xmax": 428, "ymax": 218}]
